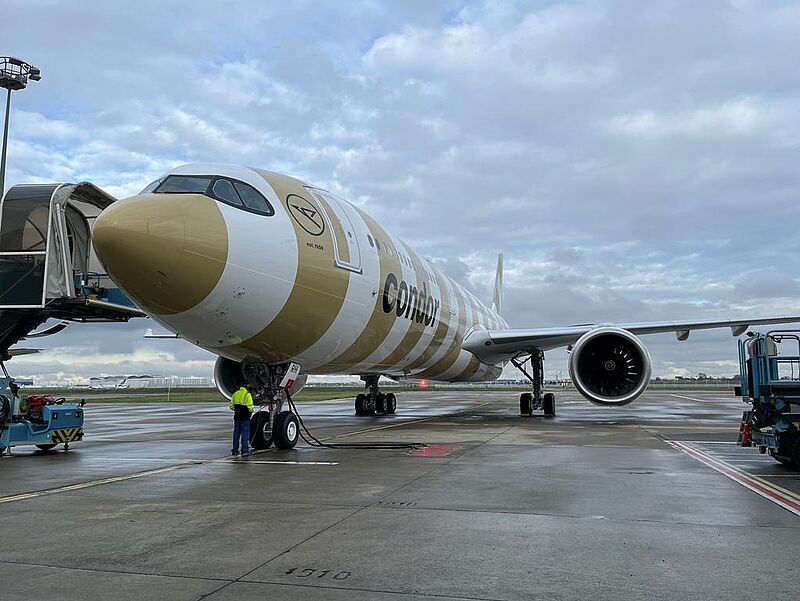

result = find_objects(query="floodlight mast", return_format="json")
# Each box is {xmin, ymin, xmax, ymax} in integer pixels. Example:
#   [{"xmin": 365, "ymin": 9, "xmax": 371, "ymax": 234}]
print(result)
[{"xmin": 0, "ymin": 56, "xmax": 42, "ymax": 198}]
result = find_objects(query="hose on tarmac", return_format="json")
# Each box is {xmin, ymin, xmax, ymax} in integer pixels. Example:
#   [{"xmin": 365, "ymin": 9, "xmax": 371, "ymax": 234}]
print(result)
[{"xmin": 285, "ymin": 392, "xmax": 424, "ymax": 450}]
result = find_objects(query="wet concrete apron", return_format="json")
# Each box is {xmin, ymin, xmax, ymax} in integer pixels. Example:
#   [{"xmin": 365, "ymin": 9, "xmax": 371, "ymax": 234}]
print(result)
[{"xmin": 0, "ymin": 391, "xmax": 798, "ymax": 600}]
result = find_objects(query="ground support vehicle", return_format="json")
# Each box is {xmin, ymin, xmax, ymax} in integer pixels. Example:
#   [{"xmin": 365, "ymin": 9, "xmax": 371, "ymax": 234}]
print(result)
[
  {"xmin": 0, "ymin": 375, "xmax": 84, "ymax": 454},
  {"xmin": 736, "ymin": 331, "xmax": 800, "ymax": 468}
]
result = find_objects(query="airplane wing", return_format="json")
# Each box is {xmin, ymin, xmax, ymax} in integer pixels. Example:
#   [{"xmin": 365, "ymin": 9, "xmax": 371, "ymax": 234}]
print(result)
[
  {"xmin": 463, "ymin": 315, "xmax": 800, "ymax": 363},
  {"xmin": 6, "ymin": 348, "xmax": 42, "ymax": 357}
]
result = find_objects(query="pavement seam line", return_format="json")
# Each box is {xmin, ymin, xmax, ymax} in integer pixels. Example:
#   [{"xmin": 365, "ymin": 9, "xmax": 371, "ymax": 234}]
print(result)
[{"xmin": 0, "ymin": 559, "xmax": 231, "ymax": 582}]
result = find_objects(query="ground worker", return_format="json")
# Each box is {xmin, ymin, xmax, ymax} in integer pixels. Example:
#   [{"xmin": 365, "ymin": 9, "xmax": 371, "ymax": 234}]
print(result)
[{"xmin": 230, "ymin": 384, "xmax": 254, "ymax": 455}]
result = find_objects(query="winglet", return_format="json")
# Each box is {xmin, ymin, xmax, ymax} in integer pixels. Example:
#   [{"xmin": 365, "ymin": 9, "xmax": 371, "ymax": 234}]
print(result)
[{"xmin": 491, "ymin": 253, "xmax": 503, "ymax": 316}]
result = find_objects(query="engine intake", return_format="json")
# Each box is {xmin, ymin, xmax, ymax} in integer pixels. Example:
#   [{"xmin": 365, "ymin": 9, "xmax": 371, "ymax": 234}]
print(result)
[
  {"xmin": 568, "ymin": 327, "xmax": 651, "ymax": 406},
  {"xmin": 214, "ymin": 357, "xmax": 248, "ymax": 400}
]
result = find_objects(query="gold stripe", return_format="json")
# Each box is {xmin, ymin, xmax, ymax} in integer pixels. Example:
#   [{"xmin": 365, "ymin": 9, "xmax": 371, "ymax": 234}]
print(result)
[
  {"xmin": 224, "ymin": 172, "xmax": 350, "ymax": 362},
  {"xmin": 369, "ymin": 243, "xmax": 432, "ymax": 372},
  {"xmin": 453, "ymin": 355, "xmax": 483, "ymax": 382},
  {"xmin": 315, "ymin": 206, "xmax": 401, "ymax": 371},
  {"xmin": 416, "ymin": 283, "xmax": 467, "ymax": 380},
  {"xmin": 404, "ymin": 261, "xmax": 453, "ymax": 371},
  {"xmin": 310, "ymin": 190, "xmax": 350, "ymax": 263}
]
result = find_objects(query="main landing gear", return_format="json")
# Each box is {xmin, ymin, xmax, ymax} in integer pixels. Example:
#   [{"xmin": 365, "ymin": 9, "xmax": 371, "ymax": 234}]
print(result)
[
  {"xmin": 245, "ymin": 362, "xmax": 301, "ymax": 451},
  {"xmin": 354, "ymin": 375, "xmax": 397, "ymax": 416},
  {"xmin": 513, "ymin": 350, "xmax": 556, "ymax": 418}
]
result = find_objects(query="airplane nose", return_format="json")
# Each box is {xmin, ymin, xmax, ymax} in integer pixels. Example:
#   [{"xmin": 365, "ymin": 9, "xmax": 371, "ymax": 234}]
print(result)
[{"xmin": 92, "ymin": 193, "xmax": 228, "ymax": 315}]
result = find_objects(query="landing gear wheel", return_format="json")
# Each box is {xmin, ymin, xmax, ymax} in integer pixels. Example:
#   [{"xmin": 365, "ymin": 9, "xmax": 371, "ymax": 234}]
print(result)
[
  {"xmin": 273, "ymin": 411, "xmax": 299, "ymax": 450},
  {"xmin": 519, "ymin": 392, "xmax": 532, "ymax": 416},
  {"xmin": 543, "ymin": 393, "xmax": 556, "ymax": 417},
  {"xmin": 374, "ymin": 392, "xmax": 387, "ymax": 415},
  {"xmin": 354, "ymin": 393, "xmax": 368, "ymax": 416},
  {"xmin": 249, "ymin": 411, "xmax": 273, "ymax": 450},
  {"xmin": 779, "ymin": 432, "xmax": 800, "ymax": 469},
  {"xmin": 385, "ymin": 393, "xmax": 397, "ymax": 414},
  {"xmin": 35, "ymin": 444, "xmax": 57, "ymax": 451}
]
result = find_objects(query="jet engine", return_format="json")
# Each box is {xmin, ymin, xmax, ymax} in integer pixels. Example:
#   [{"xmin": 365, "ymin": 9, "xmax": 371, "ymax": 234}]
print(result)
[
  {"xmin": 568, "ymin": 327, "xmax": 652, "ymax": 406},
  {"xmin": 214, "ymin": 357, "xmax": 307, "ymax": 399}
]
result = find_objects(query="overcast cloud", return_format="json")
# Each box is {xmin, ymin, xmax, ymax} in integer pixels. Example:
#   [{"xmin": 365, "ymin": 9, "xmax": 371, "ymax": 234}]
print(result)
[{"xmin": 3, "ymin": 0, "xmax": 799, "ymax": 384}]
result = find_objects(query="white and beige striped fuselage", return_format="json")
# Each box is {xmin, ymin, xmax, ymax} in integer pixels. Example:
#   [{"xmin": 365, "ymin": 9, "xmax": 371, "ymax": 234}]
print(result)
[{"xmin": 92, "ymin": 164, "xmax": 507, "ymax": 382}]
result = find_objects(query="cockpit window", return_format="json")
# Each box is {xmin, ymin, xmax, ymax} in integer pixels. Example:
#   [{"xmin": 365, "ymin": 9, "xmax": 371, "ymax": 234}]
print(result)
[
  {"xmin": 234, "ymin": 182, "xmax": 273, "ymax": 215},
  {"xmin": 212, "ymin": 179, "xmax": 243, "ymax": 207},
  {"xmin": 157, "ymin": 175, "xmax": 212, "ymax": 194},
  {"xmin": 140, "ymin": 177, "xmax": 164, "ymax": 194},
  {"xmin": 153, "ymin": 174, "xmax": 274, "ymax": 217}
]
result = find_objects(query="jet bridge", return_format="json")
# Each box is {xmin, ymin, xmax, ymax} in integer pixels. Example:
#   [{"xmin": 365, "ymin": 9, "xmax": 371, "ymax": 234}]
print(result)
[{"xmin": 0, "ymin": 182, "xmax": 144, "ymax": 359}]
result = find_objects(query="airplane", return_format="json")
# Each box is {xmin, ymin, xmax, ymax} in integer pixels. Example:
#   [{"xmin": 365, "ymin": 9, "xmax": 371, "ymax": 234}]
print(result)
[{"xmin": 90, "ymin": 163, "xmax": 800, "ymax": 450}]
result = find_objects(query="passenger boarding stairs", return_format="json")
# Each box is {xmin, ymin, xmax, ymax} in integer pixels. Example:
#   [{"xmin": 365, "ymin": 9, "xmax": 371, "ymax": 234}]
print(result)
[{"xmin": 0, "ymin": 183, "xmax": 144, "ymax": 359}]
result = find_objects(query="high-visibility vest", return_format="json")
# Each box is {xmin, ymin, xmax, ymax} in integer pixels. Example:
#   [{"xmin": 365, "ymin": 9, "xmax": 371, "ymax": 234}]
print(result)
[{"xmin": 230, "ymin": 387, "xmax": 253, "ymax": 411}]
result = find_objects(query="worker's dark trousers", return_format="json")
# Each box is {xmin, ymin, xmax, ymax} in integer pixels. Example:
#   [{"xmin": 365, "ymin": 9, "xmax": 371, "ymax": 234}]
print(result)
[{"xmin": 232, "ymin": 419, "xmax": 250, "ymax": 454}]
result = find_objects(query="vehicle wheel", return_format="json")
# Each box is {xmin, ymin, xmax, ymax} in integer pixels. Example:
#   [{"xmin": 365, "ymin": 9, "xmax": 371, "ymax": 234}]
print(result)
[
  {"xmin": 273, "ymin": 411, "xmax": 299, "ymax": 450},
  {"xmin": 35, "ymin": 444, "xmax": 57, "ymax": 451},
  {"xmin": 519, "ymin": 392, "xmax": 532, "ymax": 416},
  {"xmin": 385, "ymin": 393, "xmax": 397, "ymax": 414},
  {"xmin": 771, "ymin": 451, "xmax": 794, "ymax": 466},
  {"xmin": 374, "ymin": 393, "xmax": 387, "ymax": 415},
  {"xmin": 788, "ymin": 432, "xmax": 800, "ymax": 469},
  {"xmin": 543, "ymin": 393, "xmax": 556, "ymax": 417},
  {"xmin": 355, "ymin": 393, "xmax": 367, "ymax": 416},
  {"xmin": 249, "ymin": 411, "xmax": 273, "ymax": 450}
]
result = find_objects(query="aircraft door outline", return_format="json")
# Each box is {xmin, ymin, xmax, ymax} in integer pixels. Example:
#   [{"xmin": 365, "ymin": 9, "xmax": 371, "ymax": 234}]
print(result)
[{"xmin": 309, "ymin": 189, "xmax": 362, "ymax": 274}]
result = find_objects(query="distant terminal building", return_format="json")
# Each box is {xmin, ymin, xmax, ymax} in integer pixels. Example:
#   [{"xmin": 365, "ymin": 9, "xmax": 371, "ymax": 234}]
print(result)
[{"xmin": 89, "ymin": 375, "xmax": 212, "ymax": 389}]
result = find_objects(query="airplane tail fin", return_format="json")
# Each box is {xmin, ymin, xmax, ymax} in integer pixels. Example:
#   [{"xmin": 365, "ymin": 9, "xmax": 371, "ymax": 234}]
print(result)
[{"xmin": 491, "ymin": 253, "xmax": 503, "ymax": 316}]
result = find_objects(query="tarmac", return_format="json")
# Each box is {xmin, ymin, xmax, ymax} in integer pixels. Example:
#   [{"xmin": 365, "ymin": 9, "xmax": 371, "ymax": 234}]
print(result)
[{"xmin": 0, "ymin": 390, "xmax": 799, "ymax": 601}]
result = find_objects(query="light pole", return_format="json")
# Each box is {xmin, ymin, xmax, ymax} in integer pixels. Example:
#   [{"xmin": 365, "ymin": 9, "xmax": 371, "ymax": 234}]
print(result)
[{"xmin": 0, "ymin": 57, "xmax": 41, "ymax": 199}]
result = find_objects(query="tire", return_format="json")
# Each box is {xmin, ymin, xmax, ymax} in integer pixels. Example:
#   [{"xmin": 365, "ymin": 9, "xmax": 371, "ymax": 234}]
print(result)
[
  {"xmin": 543, "ymin": 393, "xmax": 556, "ymax": 417},
  {"xmin": 785, "ymin": 432, "xmax": 800, "ymax": 469},
  {"xmin": 519, "ymin": 392, "xmax": 532, "ymax": 416},
  {"xmin": 273, "ymin": 411, "xmax": 299, "ymax": 450},
  {"xmin": 249, "ymin": 411, "xmax": 273, "ymax": 450},
  {"xmin": 355, "ymin": 393, "xmax": 367, "ymax": 416},
  {"xmin": 374, "ymin": 393, "xmax": 387, "ymax": 415},
  {"xmin": 385, "ymin": 393, "xmax": 397, "ymax": 414},
  {"xmin": 35, "ymin": 444, "xmax": 57, "ymax": 451}
]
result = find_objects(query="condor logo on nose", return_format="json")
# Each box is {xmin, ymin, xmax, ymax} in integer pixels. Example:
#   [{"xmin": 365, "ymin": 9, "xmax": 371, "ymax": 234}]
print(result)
[{"xmin": 382, "ymin": 273, "xmax": 440, "ymax": 327}]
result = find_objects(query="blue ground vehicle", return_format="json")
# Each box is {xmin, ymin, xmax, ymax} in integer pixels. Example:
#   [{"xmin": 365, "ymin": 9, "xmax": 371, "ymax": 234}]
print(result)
[
  {"xmin": 0, "ymin": 375, "xmax": 84, "ymax": 454},
  {"xmin": 736, "ymin": 331, "xmax": 800, "ymax": 468}
]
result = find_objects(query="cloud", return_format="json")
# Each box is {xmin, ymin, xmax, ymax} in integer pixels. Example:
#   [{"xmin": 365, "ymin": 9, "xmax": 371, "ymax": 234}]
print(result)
[{"xmin": 3, "ymin": 0, "xmax": 800, "ymax": 382}]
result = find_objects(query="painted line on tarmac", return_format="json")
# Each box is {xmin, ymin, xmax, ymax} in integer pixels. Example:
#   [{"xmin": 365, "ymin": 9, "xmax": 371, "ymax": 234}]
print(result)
[
  {"xmin": 330, "ymin": 401, "xmax": 495, "ymax": 439},
  {"xmin": 0, "ymin": 464, "xmax": 186, "ymax": 506},
  {"xmin": 667, "ymin": 440, "xmax": 800, "ymax": 517},
  {"xmin": 230, "ymin": 460, "xmax": 338, "ymax": 465}
]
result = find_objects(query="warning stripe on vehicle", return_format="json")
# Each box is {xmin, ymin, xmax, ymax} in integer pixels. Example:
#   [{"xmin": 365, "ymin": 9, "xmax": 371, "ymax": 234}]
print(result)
[
  {"xmin": 51, "ymin": 428, "xmax": 83, "ymax": 444},
  {"xmin": 667, "ymin": 440, "xmax": 800, "ymax": 517}
]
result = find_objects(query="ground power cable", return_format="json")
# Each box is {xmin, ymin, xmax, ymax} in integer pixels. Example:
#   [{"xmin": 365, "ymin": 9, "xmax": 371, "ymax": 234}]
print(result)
[{"xmin": 285, "ymin": 392, "xmax": 424, "ymax": 450}]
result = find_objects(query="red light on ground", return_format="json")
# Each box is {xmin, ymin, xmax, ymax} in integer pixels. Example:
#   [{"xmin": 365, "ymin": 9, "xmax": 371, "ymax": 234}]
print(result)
[{"xmin": 419, "ymin": 379, "xmax": 429, "ymax": 389}]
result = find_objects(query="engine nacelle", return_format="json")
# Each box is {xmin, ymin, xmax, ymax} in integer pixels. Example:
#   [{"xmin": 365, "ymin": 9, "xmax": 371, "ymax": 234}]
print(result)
[
  {"xmin": 214, "ymin": 357, "xmax": 307, "ymax": 399},
  {"xmin": 568, "ymin": 327, "xmax": 652, "ymax": 406}
]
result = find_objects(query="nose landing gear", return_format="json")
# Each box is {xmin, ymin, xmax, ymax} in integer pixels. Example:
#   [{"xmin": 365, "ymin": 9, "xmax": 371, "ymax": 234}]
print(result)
[
  {"xmin": 244, "ymin": 361, "xmax": 302, "ymax": 450},
  {"xmin": 355, "ymin": 375, "xmax": 397, "ymax": 416}
]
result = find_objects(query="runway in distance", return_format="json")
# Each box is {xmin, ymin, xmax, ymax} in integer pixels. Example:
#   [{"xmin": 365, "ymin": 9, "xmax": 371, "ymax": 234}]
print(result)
[{"xmin": 91, "ymin": 164, "xmax": 800, "ymax": 448}]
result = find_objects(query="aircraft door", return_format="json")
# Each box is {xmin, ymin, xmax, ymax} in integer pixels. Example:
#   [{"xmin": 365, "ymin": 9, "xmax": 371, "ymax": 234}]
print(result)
[{"xmin": 310, "ymin": 189, "xmax": 362, "ymax": 274}]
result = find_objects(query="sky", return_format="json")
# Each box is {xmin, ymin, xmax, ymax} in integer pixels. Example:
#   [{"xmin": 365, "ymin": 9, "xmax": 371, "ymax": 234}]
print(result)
[{"xmin": 2, "ymin": 0, "xmax": 799, "ymax": 385}]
